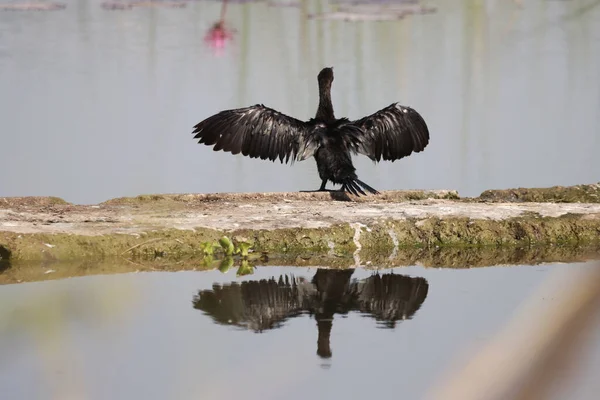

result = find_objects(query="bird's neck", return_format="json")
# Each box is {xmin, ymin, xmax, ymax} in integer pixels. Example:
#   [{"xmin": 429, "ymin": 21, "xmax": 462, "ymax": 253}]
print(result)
[{"xmin": 316, "ymin": 85, "xmax": 335, "ymax": 122}]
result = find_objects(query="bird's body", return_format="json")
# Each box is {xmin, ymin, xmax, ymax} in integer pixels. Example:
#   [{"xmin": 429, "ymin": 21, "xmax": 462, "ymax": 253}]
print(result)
[{"xmin": 192, "ymin": 67, "xmax": 430, "ymax": 196}]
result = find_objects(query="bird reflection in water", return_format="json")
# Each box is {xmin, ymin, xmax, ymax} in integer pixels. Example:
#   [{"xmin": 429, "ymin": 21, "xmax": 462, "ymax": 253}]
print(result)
[{"xmin": 193, "ymin": 269, "xmax": 428, "ymax": 359}]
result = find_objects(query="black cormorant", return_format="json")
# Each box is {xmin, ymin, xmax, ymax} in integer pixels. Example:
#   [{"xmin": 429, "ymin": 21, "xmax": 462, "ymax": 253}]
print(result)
[{"xmin": 192, "ymin": 67, "xmax": 430, "ymax": 196}]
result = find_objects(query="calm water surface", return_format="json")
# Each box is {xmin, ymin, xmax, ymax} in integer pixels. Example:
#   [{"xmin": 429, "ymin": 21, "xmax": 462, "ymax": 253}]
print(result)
[
  {"xmin": 1, "ymin": 0, "xmax": 599, "ymax": 204},
  {"xmin": 1, "ymin": 262, "xmax": 599, "ymax": 400}
]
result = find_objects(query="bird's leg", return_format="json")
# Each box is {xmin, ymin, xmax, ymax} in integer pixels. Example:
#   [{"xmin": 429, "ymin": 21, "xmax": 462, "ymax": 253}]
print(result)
[
  {"xmin": 300, "ymin": 179, "xmax": 329, "ymax": 192},
  {"xmin": 319, "ymin": 179, "xmax": 327, "ymax": 191}
]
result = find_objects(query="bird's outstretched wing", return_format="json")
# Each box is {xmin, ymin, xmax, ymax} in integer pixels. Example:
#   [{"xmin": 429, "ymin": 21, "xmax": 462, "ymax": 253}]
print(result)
[
  {"xmin": 192, "ymin": 104, "xmax": 319, "ymax": 164},
  {"xmin": 346, "ymin": 103, "xmax": 430, "ymax": 162}
]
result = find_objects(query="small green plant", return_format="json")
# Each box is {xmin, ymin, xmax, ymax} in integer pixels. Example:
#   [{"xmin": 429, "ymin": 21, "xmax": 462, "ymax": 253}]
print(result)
[
  {"xmin": 219, "ymin": 236, "xmax": 235, "ymax": 256},
  {"xmin": 236, "ymin": 259, "xmax": 255, "ymax": 277},
  {"xmin": 235, "ymin": 242, "xmax": 252, "ymax": 258},
  {"xmin": 202, "ymin": 254, "xmax": 214, "ymax": 267},
  {"xmin": 218, "ymin": 256, "xmax": 234, "ymax": 273},
  {"xmin": 200, "ymin": 241, "xmax": 217, "ymax": 256}
]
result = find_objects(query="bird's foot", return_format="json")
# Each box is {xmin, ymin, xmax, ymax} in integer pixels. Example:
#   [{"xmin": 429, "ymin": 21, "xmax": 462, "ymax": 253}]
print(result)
[{"xmin": 299, "ymin": 189, "xmax": 333, "ymax": 193}]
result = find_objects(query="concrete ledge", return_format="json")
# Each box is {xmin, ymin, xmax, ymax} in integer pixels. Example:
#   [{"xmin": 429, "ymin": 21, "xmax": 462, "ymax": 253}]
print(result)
[{"xmin": 1, "ymin": 184, "xmax": 600, "ymax": 263}]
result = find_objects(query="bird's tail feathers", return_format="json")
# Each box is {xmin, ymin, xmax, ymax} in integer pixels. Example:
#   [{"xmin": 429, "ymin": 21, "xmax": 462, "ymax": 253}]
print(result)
[{"xmin": 342, "ymin": 178, "xmax": 379, "ymax": 196}]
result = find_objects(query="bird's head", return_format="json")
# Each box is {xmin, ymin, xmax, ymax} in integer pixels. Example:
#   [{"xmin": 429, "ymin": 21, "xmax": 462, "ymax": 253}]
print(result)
[{"xmin": 318, "ymin": 67, "xmax": 334, "ymax": 87}]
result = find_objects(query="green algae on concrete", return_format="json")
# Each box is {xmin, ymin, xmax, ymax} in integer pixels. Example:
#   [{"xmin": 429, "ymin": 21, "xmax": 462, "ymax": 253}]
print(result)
[
  {"xmin": 384, "ymin": 214, "xmax": 600, "ymax": 247},
  {"xmin": 0, "ymin": 224, "xmax": 359, "ymax": 262},
  {"xmin": 1, "ymin": 214, "xmax": 600, "ymax": 263},
  {"xmin": 479, "ymin": 183, "xmax": 600, "ymax": 203},
  {"xmin": 0, "ymin": 228, "xmax": 224, "ymax": 262}
]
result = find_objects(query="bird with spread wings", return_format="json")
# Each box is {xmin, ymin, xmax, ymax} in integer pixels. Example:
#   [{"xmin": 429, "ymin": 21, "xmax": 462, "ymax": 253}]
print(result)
[{"xmin": 192, "ymin": 67, "xmax": 429, "ymax": 196}]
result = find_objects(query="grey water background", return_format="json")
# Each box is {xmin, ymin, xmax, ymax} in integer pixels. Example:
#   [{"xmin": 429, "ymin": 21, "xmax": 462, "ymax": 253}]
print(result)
[
  {"xmin": 1, "ymin": 0, "xmax": 599, "ymax": 204},
  {"xmin": 1, "ymin": 263, "xmax": 599, "ymax": 400}
]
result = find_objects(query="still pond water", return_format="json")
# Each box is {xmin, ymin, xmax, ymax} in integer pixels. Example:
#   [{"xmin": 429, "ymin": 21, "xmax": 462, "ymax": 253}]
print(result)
[
  {"xmin": 1, "ymin": 262, "xmax": 599, "ymax": 400},
  {"xmin": 1, "ymin": 0, "xmax": 600, "ymax": 204}
]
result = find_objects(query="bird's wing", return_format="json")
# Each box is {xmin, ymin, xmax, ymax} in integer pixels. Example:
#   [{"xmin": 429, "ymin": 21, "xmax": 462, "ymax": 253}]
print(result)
[
  {"xmin": 192, "ymin": 104, "xmax": 319, "ymax": 164},
  {"xmin": 344, "ymin": 103, "xmax": 430, "ymax": 162}
]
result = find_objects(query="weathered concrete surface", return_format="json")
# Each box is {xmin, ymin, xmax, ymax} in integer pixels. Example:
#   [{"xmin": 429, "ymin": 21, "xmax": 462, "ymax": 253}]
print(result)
[{"xmin": 1, "ymin": 185, "xmax": 600, "ymax": 263}]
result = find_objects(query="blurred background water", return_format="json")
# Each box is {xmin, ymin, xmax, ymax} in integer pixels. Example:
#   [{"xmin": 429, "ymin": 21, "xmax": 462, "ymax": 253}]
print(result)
[
  {"xmin": 1, "ymin": 0, "xmax": 599, "ymax": 204},
  {"xmin": 1, "ymin": 263, "xmax": 598, "ymax": 400}
]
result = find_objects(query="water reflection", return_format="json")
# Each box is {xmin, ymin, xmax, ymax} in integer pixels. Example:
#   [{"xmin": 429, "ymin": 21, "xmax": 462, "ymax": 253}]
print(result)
[
  {"xmin": 1, "ymin": 264, "xmax": 599, "ymax": 399},
  {"xmin": 0, "ymin": 245, "xmax": 11, "ymax": 274},
  {"xmin": 0, "ymin": 274, "xmax": 138, "ymax": 400},
  {"xmin": 194, "ymin": 268, "xmax": 428, "ymax": 358},
  {"xmin": 0, "ymin": 259, "xmax": 9, "ymax": 274}
]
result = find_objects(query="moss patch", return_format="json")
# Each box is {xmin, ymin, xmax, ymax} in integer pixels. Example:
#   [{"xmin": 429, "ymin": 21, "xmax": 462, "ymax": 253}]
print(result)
[
  {"xmin": 0, "ymin": 228, "xmax": 222, "ymax": 262},
  {"xmin": 0, "ymin": 196, "xmax": 69, "ymax": 208},
  {"xmin": 1, "ymin": 213, "xmax": 599, "ymax": 263},
  {"xmin": 479, "ymin": 183, "xmax": 600, "ymax": 203}
]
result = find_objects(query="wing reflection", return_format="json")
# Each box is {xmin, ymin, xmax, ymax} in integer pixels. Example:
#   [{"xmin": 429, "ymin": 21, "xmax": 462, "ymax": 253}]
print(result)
[
  {"xmin": 193, "ymin": 269, "xmax": 428, "ymax": 359},
  {"xmin": 193, "ymin": 274, "xmax": 315, "ymax": 332}
]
